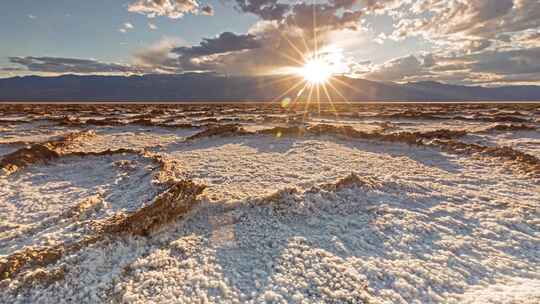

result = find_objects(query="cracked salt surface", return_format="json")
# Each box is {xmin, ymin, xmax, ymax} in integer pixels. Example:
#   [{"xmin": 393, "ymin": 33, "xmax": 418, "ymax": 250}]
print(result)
[
  {"xmin": 0, "ymin": 121, "xmax": 73, "ymax": 144},
  {"xmin": 1, "ymin": 104, "xmax": 539, "ymax": 303},
  {"xmin": 0, "ymin": 143, "xmax": 25, "ymax": 157},
  {"xmin": 0, "ymin": 153, "xmax": 163, "ymax": 256},
  {"xmin": 3, "ymin": 135, "xmax": 539, "ymax": 304},
  {"xmin": 63, "ymin": 125, "xmax": 200, "ymax": 153},
  {"xmin": 462, "ymin": 130, "xmax": 540, "ymax": 158},
  {"xmin": 162, "ymin": 132, "xmax": 535, "ymax": 201}
]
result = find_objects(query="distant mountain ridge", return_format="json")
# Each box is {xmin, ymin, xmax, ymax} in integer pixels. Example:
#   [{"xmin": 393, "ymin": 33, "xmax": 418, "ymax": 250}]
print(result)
[{"xmin": 1, "ymin": 74, "xmax": 539, "ymax": 101}]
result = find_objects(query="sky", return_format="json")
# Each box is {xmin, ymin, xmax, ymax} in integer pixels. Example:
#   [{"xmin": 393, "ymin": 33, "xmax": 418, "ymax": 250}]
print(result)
[{"xmin": 0, "ymin": 0, "xmax": 539, "ymax": 86}]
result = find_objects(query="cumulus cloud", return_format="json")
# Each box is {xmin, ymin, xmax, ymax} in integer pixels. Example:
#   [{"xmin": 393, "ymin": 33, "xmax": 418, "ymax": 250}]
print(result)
[
  {"xmin": 172, "ymin": 32, "xmax": 262, "ymax": 58},
  {"xmin": 234, "ymin": 0, "xmax": 290, "ymax": 20},
  {"xmin": 387, "ymin": 0, "xmax": 540, "ymax": 52},
  {"xmin": 149, "ymin": 0, "xmax": 366, "ymax": 75},
  {"xmin": 128, "ymin": 0, "xmax": 210, "ymax": 18},
  {"xmin": 232, "ymin": 0, "xmax": 363, "ymax": 31},
  {"xmin": 353, "ymin": 0, "xmax": 540, "ymax": 85},
  {"xmin": 168, "ymin": 31, "xmax": 269, "ymax": 73},
  {"xmin": 133, "ymin": 37, "xmax": 184, "ymax": 73},
  {"xmin": 285, "ymin": 2, "xmax": 363, "ymax": 32},
  {"xmin": 357, "ymin": 47, "xmax": 540, "ymax": 85}
]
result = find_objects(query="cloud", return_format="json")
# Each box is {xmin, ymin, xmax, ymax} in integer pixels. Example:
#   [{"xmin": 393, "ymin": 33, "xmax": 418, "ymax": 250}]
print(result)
[
  {"xmin": 463, "ymin": 40, "xmax": 493, "ymax": 54},
  {"xmin": 387, "ymin": 0, "xmax": 540, "ymax": 52},
  {"xmin": 0, "ymin": 67, "xmax": 25, "ymax": 72},
  {"xmin": 161, "ymin": 0, "xmax": 365, "ymax": 74},
  {"xmin": 3, "ymin": 0, "xmax": 365, "ymax": 77},
  {"xmin": 232, "ymin": 0, "xmax": 363, "ymax": 31},
  {"xmin": 285, "ymin": 1, "xmax": 363, "ymax": 32},
  {"xmin": 7, "ymin": 0, "xmax": 540, "ymax": 87},
  {"xmin": 361, "ymin": 55, "xmax": 426, "ymax": 82},
  {"xmin": 148, "ymin": 22, "xmax": 158, "ymax": 30},
  {"xmin": 133, "ymin": 37, "xmax": 184, "ymax": 73},
  {"xmin": 172, "ymin": 32, "xmax": 262, "ymax": 58},
  {"xmin": 201, "ymin": 5, "xmax": 214, "ymax": 16},
  {"xmin": 28, "ymin": 14, "xmax": 36, "ymax": 19},
  {"xmin": 357, "ymin": 47, "xmax": 540, "ymax": 85},
  {"xmin": 466, "ymin": 47, "xmax": 540, "ymax": 76},
  {"xmin": 169, "ymin": 31, "xmax": 269, "ymax": 73},
  {"xmin": 234, "ymin": 0, "xmax": 290, "ymax": 20},
  {"xmin": 128, "ymin": 0, "xmax": 207, "ymax": 18},
  {"xmin": 357, "ymin": 0, "xmax": 540, "ymax": 85},
  {"xmin": 7, "ymin": 57, "xmax": 146, "ymax": 74},
  {"xmin": 119, "ymin": 22, "xmax": 135, "ymax": 33},
  {"xmin": 515, "ymin": 31, "xmax": 540, "ymax": 47}
]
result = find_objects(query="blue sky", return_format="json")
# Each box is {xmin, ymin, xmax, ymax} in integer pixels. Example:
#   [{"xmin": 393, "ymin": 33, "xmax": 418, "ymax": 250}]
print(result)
[
  {"xmin": 0, "ymin": 0, "xmax": 256, "ymax": 63},
  {"xmin": 1, "ymin": 0, "xmax": 539, "ymax": 86}
]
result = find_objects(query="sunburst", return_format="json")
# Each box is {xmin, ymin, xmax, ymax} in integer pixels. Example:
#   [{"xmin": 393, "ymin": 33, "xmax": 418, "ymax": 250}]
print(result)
[
  {"xmin": 271, "ymin": 6, "xmax": 352, "ymax": 117},
  {"xmin": 299, "ymin": 57, "xmax": 333, "ymax": 85}
]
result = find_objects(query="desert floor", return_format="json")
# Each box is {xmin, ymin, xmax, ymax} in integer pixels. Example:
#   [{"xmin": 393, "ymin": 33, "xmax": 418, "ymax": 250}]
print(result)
[{"xmin": 1, "ymin": 103, "xmax": 539, "ymax": 303}]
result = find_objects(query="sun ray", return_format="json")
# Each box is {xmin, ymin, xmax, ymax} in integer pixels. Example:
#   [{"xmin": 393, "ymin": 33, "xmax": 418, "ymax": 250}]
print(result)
[
  {"xmin": 330, "ymin": 76, "xmax": 362, "ymax": 94},
  {"xmin": 277, "ymin": 50, "xmax": 307, "ymax": 67},
  {"xmin": 269, "ymin": 4, "xmax": 355, "ymax": 116},
  {"xmin": 306, "ymin": 82, "xmax": 315, "ymax": 117},
  {"xmin": 298, "ymin": 29, "xmax": 313, "ymax": 58},
  {"xmin": 321, "ymin": 81, "xmax": 339, "ymax": 117},
  {"xmin": 326, "ymin": 78, "xmax": 351, "ymax": 104},
  {"xmin": 316, "ymin": 81, "xmax": 321, "ymax": 115},
  {"xmin": 312, "ymin": 1, "xmax": 318, "ymax": 59},
  {"xmin": 258, "ymin": 74, "xmax": 301, "ymax": 89},
  {"xmin": 289, "ymin": 81, "xmax": 309, "ymax": 109},
  {"xmin": 278, "ymin": 28, "xmax": 309, "ymax": 62},
  {"xmin": 281, "ymin": 10, "xmax": 312, "ymax": 55},
  {"xmin": 271, "ymin": 78, "xmax": 307, "ymax": 103}
]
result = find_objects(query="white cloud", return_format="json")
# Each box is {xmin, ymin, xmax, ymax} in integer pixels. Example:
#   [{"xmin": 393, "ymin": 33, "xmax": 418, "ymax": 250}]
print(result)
[
  {"xmin": 128, "ymin": 0, "xmax": 200, "ymax": 19},
  {"xmin": 354, "ymin": 0, "xmax": 540, "ymax": 85},
  {"xmin": 119, "ymin": 22, "xmax": 135, "ymax": 33},
  {"xmin": 132, "ymin": 37, "xmax": 185, "ymax": 73},
  {"xmin": 387, "ymin": 0, "xmax": 540, "ymax": 53},
  {"xmin": 356, "ymin": 47, "xmax": 540, "ymax": 86}
]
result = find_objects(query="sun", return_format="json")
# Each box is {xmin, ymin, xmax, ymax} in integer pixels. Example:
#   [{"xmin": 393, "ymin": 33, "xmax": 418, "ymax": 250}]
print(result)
[
  {"xmin": 299, "ymin": 58, "xmax": 333, "ymax": 84},
  {"xmin": 271, "ymin": 45, "xmax": 352, "ymax": 113}
]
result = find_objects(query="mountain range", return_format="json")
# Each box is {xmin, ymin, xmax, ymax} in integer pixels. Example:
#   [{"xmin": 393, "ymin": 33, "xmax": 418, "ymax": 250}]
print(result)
[{"xmin": 1, "ymin": 73, "xmax": 540, "ymax": 102}]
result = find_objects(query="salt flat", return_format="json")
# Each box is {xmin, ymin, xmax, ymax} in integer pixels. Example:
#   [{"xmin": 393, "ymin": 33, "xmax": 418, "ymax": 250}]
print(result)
[{"xmin": 0, "ymin": 103, "xmax": 539, "ymax": 304}]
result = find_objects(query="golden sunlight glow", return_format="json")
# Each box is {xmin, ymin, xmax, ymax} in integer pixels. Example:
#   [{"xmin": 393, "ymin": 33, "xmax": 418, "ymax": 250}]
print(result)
[
  {"xmin": 268, "ymin": 10, "xmax": 356, "ymax": 117},
  {"xmin": 299, "ymin": 58, "xmax": 333, "ymax": 84}
]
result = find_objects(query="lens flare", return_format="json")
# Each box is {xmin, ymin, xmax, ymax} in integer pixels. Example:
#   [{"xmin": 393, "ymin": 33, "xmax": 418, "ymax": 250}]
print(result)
[{"xmin": 281, "ymin": 97, "xmax": 291, "ymax": 108}]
